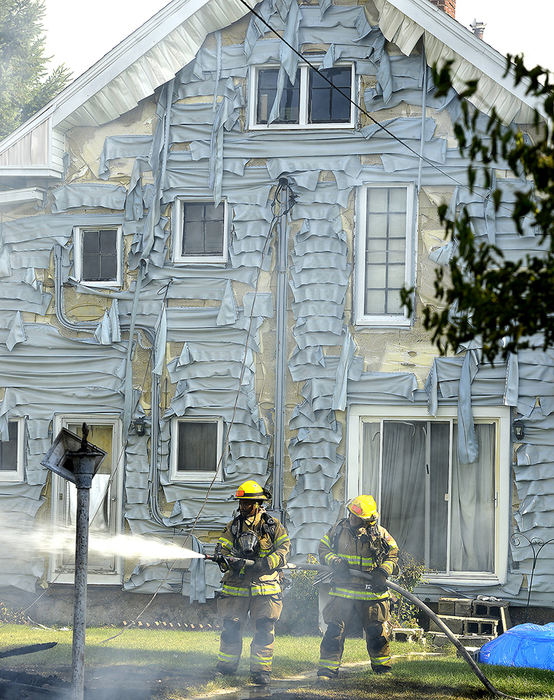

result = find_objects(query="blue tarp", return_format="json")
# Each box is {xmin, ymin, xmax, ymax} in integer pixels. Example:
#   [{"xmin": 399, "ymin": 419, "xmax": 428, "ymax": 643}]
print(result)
[{"xmin": 479, "ymin": 623, "xmax": 554, "ymax": 671}]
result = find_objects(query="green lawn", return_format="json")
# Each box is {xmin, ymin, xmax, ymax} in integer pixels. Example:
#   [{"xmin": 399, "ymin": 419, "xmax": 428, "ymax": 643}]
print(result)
[{"xmin": 0, "ymin": 625, "xmax": 552, "ymax": 699}]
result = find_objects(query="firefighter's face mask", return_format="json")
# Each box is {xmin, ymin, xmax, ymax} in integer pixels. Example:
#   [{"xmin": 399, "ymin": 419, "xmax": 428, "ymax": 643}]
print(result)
[
  {"xmin": 348, "ymin": 512, "xmax": 377, "ymax": 531},
  {"xmin": 236, "ymin": 530, "xmax": 261, "ymax": 558},
  {"xmin": 239, "ymin": 499, "xmax": 259, "ymax": 517}
]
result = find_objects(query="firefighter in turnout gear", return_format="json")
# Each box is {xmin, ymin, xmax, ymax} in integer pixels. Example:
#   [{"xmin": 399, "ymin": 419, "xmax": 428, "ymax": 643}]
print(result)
[
  {"xmin": 214, "ymin": 480, "xmax": 290, "ymax": 686},
  {"xmin": 317, "ymin": 495, "xmax": 399, "ymax": 678}
]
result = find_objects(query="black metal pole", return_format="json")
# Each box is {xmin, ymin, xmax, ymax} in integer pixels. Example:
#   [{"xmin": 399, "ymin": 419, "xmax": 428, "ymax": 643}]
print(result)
[{"xmin": 71, "ymin": 457, "xmax": 95, "ymax": 700}]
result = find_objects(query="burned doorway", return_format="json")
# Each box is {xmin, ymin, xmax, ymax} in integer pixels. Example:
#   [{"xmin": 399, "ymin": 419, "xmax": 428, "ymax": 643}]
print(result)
[{"xmin": 49, "ymin": 416, "xmax": 123, "ymax": 584}]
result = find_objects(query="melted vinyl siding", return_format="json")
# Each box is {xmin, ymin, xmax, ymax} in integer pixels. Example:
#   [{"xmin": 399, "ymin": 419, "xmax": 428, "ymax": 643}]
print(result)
[{"xmin": 0, "ymin": 0, "xmax": 551, "ymax": 605}]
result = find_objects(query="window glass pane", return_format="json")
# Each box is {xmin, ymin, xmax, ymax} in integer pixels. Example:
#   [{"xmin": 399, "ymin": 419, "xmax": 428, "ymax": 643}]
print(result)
[
  {"xmin": 368, "ymin": 418, "xmax": 496, "ymax": 575},
  {"xmin": 361, "ymin": 422, "xmax": 380, "ymax": 496},
  {"xmin": 182, "ymin": 202, "xmax": 224, "ymax": 257},
  {"xmin": 309, "ymin": 67, "xmax": 351, "ymax": 124},
  {"xmin": 363, "ymin": 187, "xmax": 408, "ymax": 318},
  {"xmin": 204, "ymin": 221, "xmax": 224, "ymax": 254},
  {"xmin": 0, "ymin": 422, "xmax": 18, "ymax": 471},
  {"xmin": 366, "ymin": 264, "xmax": 386, "ymax": 288},
  {"xmin": 387, "ymin": 264, "xmax": 406, "ymax": 288},
  {"xmin": 389, "ymin": 188, "xmax": 407, "ymax": 211},
  {"xmin": 65, "ymin": 423, "xmax": 115, "ymax": 572},
  {"xmin": 367, "ymin": 188, "xmax": 388, "ymax": 212},
  {"xmin": 380, "ymin": 421, "xmax": 427, "ymax": 564},
  {"xmin": 429, "ymin": 422, "xmax": 449, "ymax": 571},
  {"xmin": 367, "ymin": 213, "xmax": 388, "ymax": 238},
  {"xmin": 386, "ymin": 290, "xmax": 404, "ymax": 315},
  {"xmin": 451, "ymin": 423, "xmax": 495, "ymax": 572},
  {"xmin": 364, "ymin": 288, "xmax": 386, "ymax": 314},
  {"xmin": 81, "ymin": 229, "xmax": 117, "ymax": 281},
  {"xmin": 257, "ymin": 69, "xmax": 299, "ymax": 124},
  {"xmin": 177, "ymin": 422, "xmax": 218, "ymax": 471},
  {"xmin": 388, "ymin": 213, "xmax": 407, "ymax": 237}
]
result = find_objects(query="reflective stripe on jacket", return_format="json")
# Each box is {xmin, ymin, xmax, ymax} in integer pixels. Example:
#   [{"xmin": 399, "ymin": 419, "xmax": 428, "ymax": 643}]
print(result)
[
  {"xmin": 218, "ymin": 508, "xmax": 290, "ymax": 597},
  {"xmin": 319, "ymin": 519, "xmax": 398, "ymax": 601}
]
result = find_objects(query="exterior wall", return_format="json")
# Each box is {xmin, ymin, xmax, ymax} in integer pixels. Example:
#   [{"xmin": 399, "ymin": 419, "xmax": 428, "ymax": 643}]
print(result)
[{"xmin": 0, "ymin": 0, "xmax": 551, "ymax": 611}]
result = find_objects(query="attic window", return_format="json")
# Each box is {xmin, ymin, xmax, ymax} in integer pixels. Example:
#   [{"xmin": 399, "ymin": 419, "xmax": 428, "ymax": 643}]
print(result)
[
  {"xmin": 170, "ymin": 417, "xmax": 223, "ymax": 482},
  {"xmin": 74, "ymin": 227, "xmax": 122, "ymax": 287},
  {"xmin": 173, "ymin": 199, "xmax": 228, "ymax": 264},
  {"xmin": 250, "ymin": 64, "xmax": 355, "ymax": 129},
  {"xmin": 0, "ymin": 420, "xmax": 23, "ymax": 482}
]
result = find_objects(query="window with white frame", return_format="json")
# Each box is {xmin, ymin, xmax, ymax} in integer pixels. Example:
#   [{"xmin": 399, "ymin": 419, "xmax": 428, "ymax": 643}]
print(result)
[
  {"xmin": 170, "ymin": 417, "xmax": 224, "ymax": 482},
  {"xmin": 355, "ymin": 185, "xmax": 415, "ymax": 326},
  {"xmin": 0, "ymin": 420, "xmax": 24, "ymax": 482},
  {"xmin": 347, "ymin": 405, "xmax": 510, "ymax": 583},
  {"xmin": 173, "ymin": 200, "xmax": 228, "ymax": 264},
  {"xmin": 74, "ymin": 226, "xmax": 122, "ymax": 286},
  {"xmin": 250, "ymin": 64, "xmax": 355, "ymax": 129}
]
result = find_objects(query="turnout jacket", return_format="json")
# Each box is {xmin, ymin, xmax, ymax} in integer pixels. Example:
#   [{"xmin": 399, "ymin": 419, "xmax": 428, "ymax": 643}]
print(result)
[
  {"xmin": 319, "ymin": 518, "xmax": 399, "ymax": 601},
  {"xmin": 217, "ymin": 508, "xmax": 290, "ymax": 597}
]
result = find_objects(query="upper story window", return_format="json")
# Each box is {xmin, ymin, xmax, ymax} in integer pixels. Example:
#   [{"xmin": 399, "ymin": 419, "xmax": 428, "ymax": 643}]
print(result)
[
  {"xmin": 249, "ymin": 64, "xmax": 355, "ymax": 129},
  {"xmin": 173, "ymin": 199, "xmax": 228, "ymax": 264},
  {"xmin": 0, "ymin": 420, "xmax": 24, "ymax": 482},
  {"xmin": 354, "ymin": 184, "xmax": 415, "ymax": 327},
  {"xmin": 74, "ymin": 226, "xmax": 122, "ymax": 287},
  {"xmin": 347, "ymin": 405, "xmax": 510, "ymax": 584},
  {"xmin": 170, "ymin": 417, "xmax": 224, "ymax": 482}
]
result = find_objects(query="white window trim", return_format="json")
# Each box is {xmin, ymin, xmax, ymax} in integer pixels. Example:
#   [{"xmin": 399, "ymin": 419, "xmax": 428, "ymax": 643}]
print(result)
[
  {"xmin": 346, "ymin": 404, "xmax": 510, "ymax": 585},
  {"xmin": 354, "ymin": 183, "xmax": 416, "ymax": 328},
  {"xmin": 172, "ymin": 198, "xmax": 229, "ymax": 265},
  {"xmin": 0, "ymin": 418, "xmax": 25, "ymax": 483},
  {"xmin": 248, "ymin": 63, "xmax": 356, "ymax": 130},
  {"xmin": 170, "ymin": 416, "xmax": 224, "ymax": 483},
  {"xmin": 73, "ymin": 226, "xmax": 122, "ymax": 288},
  {"xmin": 49, "ymin": 414, "xmax": 124, "ymax": 585}
]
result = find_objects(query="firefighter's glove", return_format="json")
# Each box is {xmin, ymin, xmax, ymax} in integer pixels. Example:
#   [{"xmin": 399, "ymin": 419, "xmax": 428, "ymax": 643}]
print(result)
[
  {"xmin": 371, "ymin": 566, "xmax": 389, "ymax": 592},
  {"xmin": 251, "ymin": 558, "xmax": 271, "ymax": 575},
  {"xmin": 215, "ymin": 555, "xmax": 229, "ymax": 573},
  {"xmin": 229, "ymin": 558, "xmax": 247, "ymax": 573},
  {"xmin": 330, "ymin": 557, "xmax": 351, "ymax": 577}
]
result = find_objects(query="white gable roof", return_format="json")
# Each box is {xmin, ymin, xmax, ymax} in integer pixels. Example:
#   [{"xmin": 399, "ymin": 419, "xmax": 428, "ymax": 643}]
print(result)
[{"xmin": 0, "ymin": 0, "xmax": 541, "ymax": 179}]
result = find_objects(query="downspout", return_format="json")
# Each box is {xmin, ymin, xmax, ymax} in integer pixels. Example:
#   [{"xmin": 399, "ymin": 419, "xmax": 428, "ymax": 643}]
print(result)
[
  {"xmin": 53, "ymin": 246, "xmax": 165, "ymax": 527},
  {"xmin": 271, "ymin": 178, "xmax": 289, "ymax": 522}
]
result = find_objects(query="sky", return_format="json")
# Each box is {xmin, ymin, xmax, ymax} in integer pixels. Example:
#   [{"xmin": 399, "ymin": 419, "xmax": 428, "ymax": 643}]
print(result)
[{"xmin": 43, "ymin": 0, "xmax": 554, "ymax": 79}]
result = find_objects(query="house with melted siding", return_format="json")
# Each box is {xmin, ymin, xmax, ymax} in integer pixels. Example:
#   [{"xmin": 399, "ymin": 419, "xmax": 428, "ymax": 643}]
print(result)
[{"xmin": 0, "ymin": 0, "xmax": 551, "ymax": 619}]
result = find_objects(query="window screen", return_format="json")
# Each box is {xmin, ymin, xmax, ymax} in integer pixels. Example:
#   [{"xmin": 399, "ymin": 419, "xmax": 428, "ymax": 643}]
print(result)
[
  {"xmin": 256, "ymin": 68, "xmax": 300, "ymax": 124},
  {"xmin": 182, "ymin": 203, "xmax": 225, "ymax": 257},
  {"xmin": 81, "ymin": 228, "xmax": 118, "ymax": 282},
  {"xmin": 0, "ymin": 422, "xmax": 18, "ymax": 472},
  {"xmin": 364, "ymin": 187, "xmax": 407, "ymax": 315},
  {"xmin": 309, "ymin": 66, "xmax": 351, "ymax": 123},
  {"xmin": 176, "ymin": 421, "xmax": 218, "ymax": 472}
]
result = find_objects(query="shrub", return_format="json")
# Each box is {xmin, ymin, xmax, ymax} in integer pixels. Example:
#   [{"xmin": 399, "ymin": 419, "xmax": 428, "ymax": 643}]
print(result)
[
  {"xmin": 277, "ymin": 555, "xmax": 319, "ymax": 635},
  {"xmin": 390, "ymin": 551, "xmax": 427, "ymax": 628}
]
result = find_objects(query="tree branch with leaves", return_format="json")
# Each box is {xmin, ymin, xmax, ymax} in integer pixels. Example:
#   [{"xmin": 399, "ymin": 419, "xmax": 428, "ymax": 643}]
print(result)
[{"xmin": 402, "ymin": 56, "xmax": 553, "ymax": 364}]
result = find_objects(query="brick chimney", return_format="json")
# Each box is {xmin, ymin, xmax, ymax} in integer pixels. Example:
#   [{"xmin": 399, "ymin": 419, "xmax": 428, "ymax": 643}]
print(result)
[{"xmin": 429, "ymin": 0, "xmax": 456, "ymax": 19}]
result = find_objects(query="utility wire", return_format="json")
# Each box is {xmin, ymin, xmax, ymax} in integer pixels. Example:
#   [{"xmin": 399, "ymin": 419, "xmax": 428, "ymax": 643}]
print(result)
[
  {"xmin": 101, "ymin": 180, "xmax": 294, "ymax": 644},
  {"xmin": 238, "ymin": 0, "xmax": 525, "ymax": 220}
]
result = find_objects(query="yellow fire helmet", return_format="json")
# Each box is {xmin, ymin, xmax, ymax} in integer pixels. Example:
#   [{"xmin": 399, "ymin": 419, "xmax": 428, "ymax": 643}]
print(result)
[
  {"xmin": 234, "ymin": 480, "xmax": 270, "ymax": 500},
  {"xmin": 347, "ymin": 495, "xmax": 378, "ymax": 522}
]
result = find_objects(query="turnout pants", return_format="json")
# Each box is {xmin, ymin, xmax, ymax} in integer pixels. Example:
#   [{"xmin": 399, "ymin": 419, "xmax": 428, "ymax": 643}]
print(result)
[
  {"xmin": 217, "ymin": 593, "xmax": 282, "ymax": 677},
  {"xmin": 319, "ymin": 596, "xmax": 392, "ymax": 676}
]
